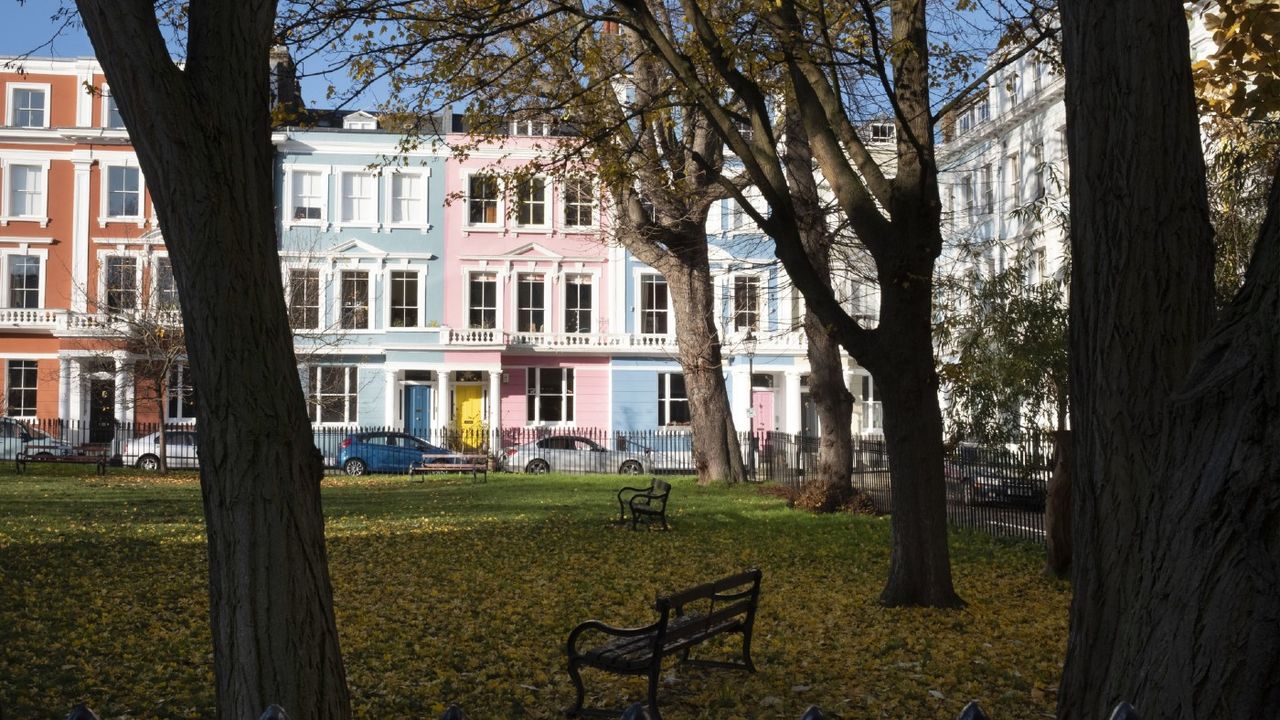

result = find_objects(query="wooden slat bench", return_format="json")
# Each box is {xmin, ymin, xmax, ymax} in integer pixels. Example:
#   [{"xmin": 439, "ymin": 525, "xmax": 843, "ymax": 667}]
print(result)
[
  {"xmin": 616, "ymin": 478, "xmax": 671, "ymax": 530},
  {"xmin": 408, "ymin": 454, "xmax": 488, "ymax": 482},
  {"xmin": 565, "ymin": 569, "xmax": 762, "ymax": 719},
  {"xmin": 16, "ymin": 449, "xmax": 108, "ymax": 476}
]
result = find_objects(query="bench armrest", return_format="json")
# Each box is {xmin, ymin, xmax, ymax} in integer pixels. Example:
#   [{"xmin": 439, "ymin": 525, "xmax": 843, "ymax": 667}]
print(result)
[{"xmin": 566, "ymin": 619, "xmax": 660, "ymax": 658}]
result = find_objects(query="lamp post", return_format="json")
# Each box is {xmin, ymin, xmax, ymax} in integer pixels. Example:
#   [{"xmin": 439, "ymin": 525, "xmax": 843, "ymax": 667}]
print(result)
[{"xmin": 744, "ymin": 329, "xmax": 758, "ymax": 480}]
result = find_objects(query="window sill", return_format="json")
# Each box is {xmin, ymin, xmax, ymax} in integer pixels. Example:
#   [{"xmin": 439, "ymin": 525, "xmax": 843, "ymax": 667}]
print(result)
[
  {"xmin": 98, "ymin": 216, "xmax": 147, "ymax": 229},
  {"xmin": 0, "ymin": 216, "xmax": 50, "ymax": 228}
]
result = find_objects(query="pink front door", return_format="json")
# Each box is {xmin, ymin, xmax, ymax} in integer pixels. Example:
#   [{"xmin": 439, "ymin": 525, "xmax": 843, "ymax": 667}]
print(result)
[{"xmin": 751, "ymin": 390, "xmax": 775, "ymax": 435}]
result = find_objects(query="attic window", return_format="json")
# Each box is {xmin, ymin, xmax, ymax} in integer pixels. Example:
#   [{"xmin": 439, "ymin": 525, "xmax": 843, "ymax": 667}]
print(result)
[
  {"xmin": 343, "ymin": 114, "xmax": 378, "ymax": 130},
  {"xmin": 869, "ymin": 122, "xmax": 895, "ymax": 143}
]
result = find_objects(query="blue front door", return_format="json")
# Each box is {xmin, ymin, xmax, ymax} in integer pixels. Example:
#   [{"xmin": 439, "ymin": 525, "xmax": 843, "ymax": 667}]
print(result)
[{"xmin": 405, "ymin": 385, "xmax": 433, "ymax": 437}]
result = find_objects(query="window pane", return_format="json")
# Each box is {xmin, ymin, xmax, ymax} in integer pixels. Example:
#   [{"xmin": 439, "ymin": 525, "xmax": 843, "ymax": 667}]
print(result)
[
  {"xmin": 292, "ymin": 171, "xmax": 323, "ymax": 220},
  {"xmin": 390, "ymin": 270, "xmax": 419, "ymax": 327},
  {"xmin": 341, "ymin": 173, "xmax": 375, "ymax": 223},
  {"xmin": 392, "ymin": 174, "xmax": 422, "ymax": 224},
  {"xmin": 517, "ymin": 274, "xmax": 545, "ymax": 332},
  {"xmin": 340, "ymin": 271, "xmax": 369, "ymax": 329},
  {"xmin": 468, "ymin": 176, "xmax": 498, "ymax": 224},
  {"xmin": 6, "ymin": 360, "xmax": 37, "ymax": 416},
  {"xmin": 108, "ymin": 166, "xmax": 141, "ymax": 217},
  {"xmin": 564, "ymin": 179, "xmax": 595, "ymax": 227},
  {"xmin": 734, "ymin": 276, "xmax": 759, "ymax": 331},
  {"xmin": 105, "ymin": 256, "xmax": 137, "ymax": 311},
  {"xmin": 8, "ymin": 255, "xmax": 39, "ymax": 309},
  {"xmin": 641, "ymin": 275, "xmax": 668, "ymax": 334},
  {"xmin": 105, "ymin": 94, "xmax": 125, "ymax": 128},
  {"xmin": 312, "ymin": 366, "xmax": 357, "ymax": 423},
  {"xmin": 517, "ymin": 178, "xmax": 546, "ymax": 225},
  {"xmin": 9, "ymin": 165, "xmax": 42, "ymax": 217},
  {"xmin": 13, "ymin": 89, "xmax": 45, "ymax": 127},
  {"xmin": 288, "ymin": 269, "xmax": 320, "ymax": 329},
  {"xmin": 469, "ymin": 273, "xmax": 496, "ymax": 328},
  {"xmin": 564, "ymin": 275, "xmax": 592, "ymax": 333},
  {"xmin": 154, "ymin": 257, "xmax": 179, "ymax": 310}
]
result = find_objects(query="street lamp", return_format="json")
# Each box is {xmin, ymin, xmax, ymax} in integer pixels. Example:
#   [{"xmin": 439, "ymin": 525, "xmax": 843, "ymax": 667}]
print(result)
[{"xmin": 743, "ymin": 329, "xmax": 758, "ymax": 480}]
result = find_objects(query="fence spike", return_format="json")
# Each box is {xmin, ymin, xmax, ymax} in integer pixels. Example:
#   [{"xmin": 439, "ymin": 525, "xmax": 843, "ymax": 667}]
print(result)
[
  {"xmin": 1108, "ymin": 702, "xmax": 1138, "ymax": 720},
  {"xmin": 258, "ymin": 705, "xmax": 289, "ymax": 720},
  {"xmin": 619, "ymin": 702, "xmax": 652, "ymax": 720},
  {"xmin": 798, "ymin": 706, "xmax": 826, "ymax": 719},
  {"xmin": 955, "ymin": 701, "xmax": 991, "ymax": 720},
  {"xmin": 440, "ymin": 703, "xmax": 469, "ymax": 720},
  {"xmin": 66, "ymin": 706, "xmax": 101, "ymax": 720}
]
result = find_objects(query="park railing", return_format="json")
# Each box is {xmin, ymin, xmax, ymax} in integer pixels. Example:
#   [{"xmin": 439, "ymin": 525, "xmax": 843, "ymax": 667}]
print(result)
[
  {"xmin": 11, "ymin": 419, "xmax": 1051, "ymax": 544},
  {"xmin": 61, "ymin": 699, "xmax": 1138, "ymax": 720}
]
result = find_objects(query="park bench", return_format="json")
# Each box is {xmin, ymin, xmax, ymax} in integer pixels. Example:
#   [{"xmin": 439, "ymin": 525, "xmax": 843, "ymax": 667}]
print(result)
[
  {"xmin": 15, "ymin": 446, "xmax": 108, "ymax": 476},
  {"xmin": 616, "ymin": 478, "xmax": 671, "ymax": 530},
  {"xmin": 408, "ymin": 454, "xmax": 488, "ymax": 482},
  {"xmin": 565, "ymin": 568, "xmax": 762, "ymax": 719}
]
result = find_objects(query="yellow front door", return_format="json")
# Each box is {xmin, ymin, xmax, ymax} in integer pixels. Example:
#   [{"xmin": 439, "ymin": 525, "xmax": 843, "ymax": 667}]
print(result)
[{"xmin": 453, "ymin": 385, "xmax": 485, "ymax": 451}]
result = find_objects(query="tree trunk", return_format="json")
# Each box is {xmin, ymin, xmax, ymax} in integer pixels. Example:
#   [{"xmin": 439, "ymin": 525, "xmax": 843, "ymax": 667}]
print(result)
[
  {"xmin": 1056, "ymin": 0, "xmax": 1255, "ymax": 716},
  {"xmin": 156, "ymin": 387, "xmax": 168, "ymax": 473},
  {"xmin": 661, "ymin": 248, "xmax": 749, "ymax": 485},
  {"xmin": 75, "ymin": 2, "xmax": 352, "ymax": 718},
  {"xmin": 871, "ymin": 269, "xmax": 963, "ymax": 608},
  {"xmin": 782, "ymin": 97, "xmax": 854, "ymax": 511},
  {"xmin": 1044, "ymin": 430, "xmax": 1071, "ymax": 579}
]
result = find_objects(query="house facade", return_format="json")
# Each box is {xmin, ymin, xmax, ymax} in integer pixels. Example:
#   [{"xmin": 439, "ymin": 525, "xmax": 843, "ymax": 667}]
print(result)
[{"xmin": 1, "ymin": 56, "xmax": 882, "ymax": 449}]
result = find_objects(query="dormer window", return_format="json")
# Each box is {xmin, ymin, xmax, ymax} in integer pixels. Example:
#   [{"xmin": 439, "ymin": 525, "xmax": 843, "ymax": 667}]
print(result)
[
  {"xmin": 510, "ymin": 117, "xmax": 551, "ymax": 136},
  {"xmin": 869, "ymin": 122, "xmax": 895, "ymax": 143},
  {"xmin": 342, "ymin": 112, "xmax": 378, "ymax": 130}
]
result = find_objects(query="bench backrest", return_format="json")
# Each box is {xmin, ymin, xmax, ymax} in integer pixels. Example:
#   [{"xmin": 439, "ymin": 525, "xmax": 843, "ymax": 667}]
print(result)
[{"xmin": 652, "ymin": 569, "xmax": 761, "ymax": 646}]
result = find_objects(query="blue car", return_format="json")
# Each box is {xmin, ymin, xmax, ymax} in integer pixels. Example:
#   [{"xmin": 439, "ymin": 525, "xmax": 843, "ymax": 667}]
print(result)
[{"xmin": 338, "ymin": 432, "xmax": 451, "ymax": 476}]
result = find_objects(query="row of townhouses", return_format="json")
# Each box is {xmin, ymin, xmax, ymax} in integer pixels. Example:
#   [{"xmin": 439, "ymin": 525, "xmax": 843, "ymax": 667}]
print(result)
[{"xmin": 0, "ymin": 57, "xmax": 887, "ymax": 445}]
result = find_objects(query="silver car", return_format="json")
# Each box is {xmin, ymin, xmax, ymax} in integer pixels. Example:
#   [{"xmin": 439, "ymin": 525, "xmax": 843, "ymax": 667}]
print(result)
[
  {"xmin": 120, "ymin": 428, "xmax": 200, "ymax": 470},
  {"xmin": 501, "ymin": 434, "xmax": 651, "ymax": 475},
  {"xmin": 0, "ymin": 417, "xmax": 76, "ymax": 459}
]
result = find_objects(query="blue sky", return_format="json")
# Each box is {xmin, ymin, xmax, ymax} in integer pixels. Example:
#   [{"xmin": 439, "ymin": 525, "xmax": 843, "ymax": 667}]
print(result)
[{"xmin": 0, "ymin": 4, "xmax": 363, "ymax": 110}]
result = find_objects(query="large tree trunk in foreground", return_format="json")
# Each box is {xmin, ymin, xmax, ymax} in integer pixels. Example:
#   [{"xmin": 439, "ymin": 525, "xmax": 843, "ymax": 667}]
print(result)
[
  {"xmin": 659, "ymin": 243, "xmax": 749, "ymax": 485},
  {"xmin": 76, "ymin": 2, "xmax": 352, "ymax": 719},
  {"xmin": 1056, "ymin": 0, "xmax": 1280, "ymax": 716}
]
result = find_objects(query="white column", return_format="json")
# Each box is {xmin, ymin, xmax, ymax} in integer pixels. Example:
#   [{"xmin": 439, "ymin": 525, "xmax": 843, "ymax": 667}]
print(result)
[
  {"xmin": 383, "ymin": 369, "xmax": 398, "ymax": 427},
  {"xmin": 732, "ymin": 367, "xmax": 751, "ymax": 430},
  {"xmin": 68, "ymin": 361, "xmax": 83, "ymax": 427},
  {"xmin": 113, "ymin": 355, "xmax": 130, "ymax": 426},
  {"xmin": 487, "ymin": 370, "xmax": 502, "ymax": 432},
  {"xmin": 784, "ymin": 371, "xmax": 802, "ymax": 435},
  {"xmin": 845, "ymin": 370, "xmax": 861, "ymax": 435},
  {"xmin": 436, "ymin": 371, "xmax": 451, "ymax": 431},
  {"xmin": 59, "ymin": 358, "xmax": 72, "ymax": 422},
  {"xmin": 71, "ymin": 159, "xmax": 94, "ymax": 312}
]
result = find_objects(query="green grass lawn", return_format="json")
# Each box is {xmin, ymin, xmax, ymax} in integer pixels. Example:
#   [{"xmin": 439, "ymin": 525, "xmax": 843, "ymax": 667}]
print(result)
[{"xmin": 0, "ymin": 467, "xmax": 1069, "ymax": 719}]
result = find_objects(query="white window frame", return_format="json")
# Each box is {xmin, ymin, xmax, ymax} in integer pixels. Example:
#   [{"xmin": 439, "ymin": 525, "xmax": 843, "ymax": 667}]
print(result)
[
  {"xmin": 101, "ymin": 84, "xmax": 126, "ymax": 129},
  {"xmin": 166, "ymin": 362, "xmax": 197, "ymax": 422},
  {"xmin": 731, "ymin": 273, "xmax": 763, "ymax": 332},
  {"xmin": 562, "ymin": 271, "xmax": 596, "ymax": 334},
  {"xmin": 382, "ymin": 168, "xmax": 430, "ymax": 231},
  {"xmin": 7, "ymin": 83, "xmax": 51, "ymax": 129},
  {"xmin": 562, "ymin": 177, "xmax": 597, "ymax": 229},
  {"xmin": 385, "ymin": 267, "xmax": 425, "ymax": 330},
  {"xmin": 514, "ymin": 271, "xmax": 549, "ymax": 332},
  {"xmin": 285, "ymin": 265, "xmax": 323, "ymax": 331},
  {"xmin": 337, "ymin": 269, "xmax": 371, "ymax": 330},
  {"xmin": 151, "ymin": 254, "xmax": 180, "ymax": 311},
  {"xmin": 96, "ymin": 250, "xmax": 144, "ymax": 314},
  {"xmin": 657, "ymin": 372, "xmax": 690, "ymax": 427},
  {"xmin": 98, "ymin": 161, "xmax": 146, "ymax": 227},
  {"xmin": 465, "ymin": 173, "xmax": 502, "ymax": 228},
  {"xmin": 525, "ymin": 367, "xmax": 574, "ymax": 425},
  {"xmin": 0, "ymin": 159, "xmax": 50, "ymax": 226},
  {"xmin": 284, "ymin": 166, "xmax": 330, "ymax": 229},
  {"xmin": 636, "ymin": 271, "xmax": 672, "ymax": 335},
  {"xmin": 515, "ymin": 176, "xmax": 550, "ymax": 228},
  {"xmin": 308, "ymin": 365, "xmax": 359, "ymax": 425},
  {"xmin": 335, "ymin": 168, "xmax": 379, "ymax": 230},
  {"xmin": 0, "ymin": 247, "xmax": 48, "ymax": 309},
  {"xmin": 1007, "ymin": 152, "xmax": 1022, "ymax": 207},
  {"xmin": 5, "ymin": 359, "xmax": 39, "ymax": 419},
  {"xmin": 465, "ymin": 269, "xmax": 501, "ymax": 330}
]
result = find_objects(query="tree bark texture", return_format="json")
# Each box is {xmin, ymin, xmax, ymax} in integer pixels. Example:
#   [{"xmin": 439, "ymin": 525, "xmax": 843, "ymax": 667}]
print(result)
[
  {"xmin": 1055, "ymin": 0, "xmax": 1279, "ymax": 716},
  {"xmin": 783, "ymin": 100, "xmax": 855, "ymax": 511},
  {"xmin": 75, "ymin": 2, "xmax": 352, "ymax": 718},
  {"xmin": 652, "ymin": 241, "xmax": 749, "ymax": 486}
]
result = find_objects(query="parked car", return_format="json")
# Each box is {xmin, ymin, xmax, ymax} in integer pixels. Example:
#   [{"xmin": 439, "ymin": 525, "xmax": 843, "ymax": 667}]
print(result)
[
  {"xmin": 500, "ymin": 434, "xmax": 651, "ymax": 475},
  {"xmin": 338, "ymin": 431, "xmax": 455, "ymax": 476},
  {"xmin": 120, "ymin": 428, "xmax": 200, "ymax": 470},
  {"xmin": 947, "ymin": 442, "xmax": 1046, "ymax": 508},
  {"xmin": 0, "ymin": 417, "xmax": 76, "ymax": 460}
]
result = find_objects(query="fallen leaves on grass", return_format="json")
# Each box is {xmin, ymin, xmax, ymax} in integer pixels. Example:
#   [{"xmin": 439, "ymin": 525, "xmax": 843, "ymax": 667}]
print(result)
[{"xmin": 0, "ymin": 472, "xmax": 1069, "ymax": 719}]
